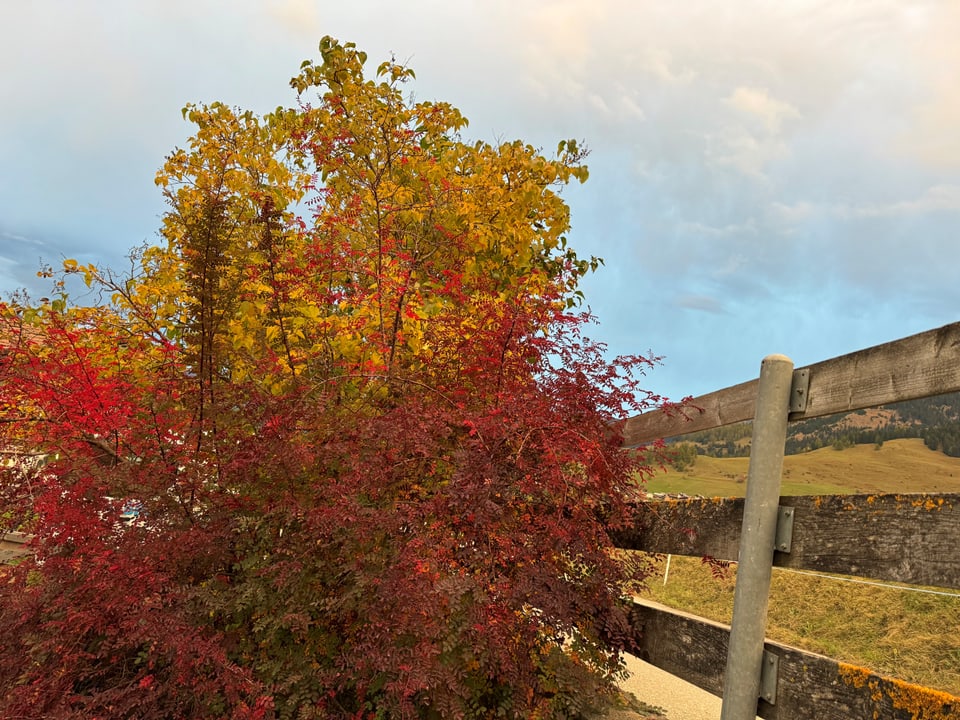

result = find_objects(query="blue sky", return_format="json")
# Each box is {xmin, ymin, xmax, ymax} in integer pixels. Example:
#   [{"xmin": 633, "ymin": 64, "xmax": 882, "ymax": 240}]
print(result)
[{"xmin": 2, "ymin": 1, "xmax": 958, "ymax": 402}]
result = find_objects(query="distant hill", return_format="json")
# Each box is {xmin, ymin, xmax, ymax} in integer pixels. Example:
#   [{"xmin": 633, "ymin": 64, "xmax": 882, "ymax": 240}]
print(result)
[
  {"xmin": 671, "ymin": 391, "xmax": 960, "ymax": 458},
  {"xmin": 646, "ymin": 438, "xmax": 960, "ymax": 497}
]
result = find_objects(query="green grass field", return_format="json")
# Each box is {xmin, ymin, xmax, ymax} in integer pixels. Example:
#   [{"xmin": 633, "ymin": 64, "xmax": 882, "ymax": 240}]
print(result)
[{"xmin": 633, "ymin": 438, "xmax": 960, "ymax": 696}]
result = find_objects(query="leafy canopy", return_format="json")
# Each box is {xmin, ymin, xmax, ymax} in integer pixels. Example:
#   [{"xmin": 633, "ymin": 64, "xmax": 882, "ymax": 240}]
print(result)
[{"xmin": 0, "ymin": 37, "xmax": 660, "ymax": 720}]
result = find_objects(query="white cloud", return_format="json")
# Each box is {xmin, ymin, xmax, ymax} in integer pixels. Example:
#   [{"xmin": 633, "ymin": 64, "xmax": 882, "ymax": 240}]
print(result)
[
  {"xmin": 772, "ymin": 185, "xmax": 960, "ymax": 223},
  {"xmin": 267, "ymin": 0, "xmax": 323, "ymax": 38},
  {"xmin": 705, "ymin": 128, "xmax": 789, "ymax": 179},
  {"xmin": 771, "ymin": 201, "xmax": 816, "ymax": 224},
  {"xmin": 618, "ymin": 93, "xmax": 646, "ymax": 121},
  {"xmin": 587, "ymin": 93, "xmax": 612, "ymax": 115},
  {"xmin": 898, "ymin": 3, "xmax": 960, "ymax": 168},
  {"xmin": 726, "ymin": 87, "xmax": 800, "ymax": 134},
  {"xmin": 1, "ymin": 0, "xmax": 958, "ymax": 400},
  {"xmin": 841, "ymin": 184, "xmax": 960, "ymax": 218},
  {"xmin": 1, "ymin": 230, "xmax": 35, "ymax": 245},
  {"xmin": 678, "ymin": 219, "xmax": 758, "ymax": 237},
  {"xmin": 676, "ymin": 294, "xmax": 725, "ymax": 314},
  {"xmin": 640, "ymin": 47, "xmax": 697, "ymax": 86}
]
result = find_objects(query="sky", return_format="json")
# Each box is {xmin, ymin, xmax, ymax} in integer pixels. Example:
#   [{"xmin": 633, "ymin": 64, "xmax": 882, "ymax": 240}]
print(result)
[{"xmin": 2, "ymin": 1, "xmax": 958, "ymax": 403}]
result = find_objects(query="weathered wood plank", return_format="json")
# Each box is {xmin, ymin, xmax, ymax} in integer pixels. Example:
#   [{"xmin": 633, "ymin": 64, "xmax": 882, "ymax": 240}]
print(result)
[
  {"xmin": 781, "ymin": 493, "xmax": 960, "ymax": 588},
  {"xmin": 618, "ymin": 321, "xmax": 960, "ymax": 446},
  {"xmin": 0, "ymin": 548, "xmax": 31, "ymax": 564},
  {"xmin": 613, "ymin": 493, "xmax": 960, "ymax": 589},
  {"xmin": 629, "ymin": 599, "xmax": 960, "ymax": 719},
  {"xmin": 613, "ymin": 495, "xmax": 743, "ymax": 560},
  {"xmin": 798, "ymin": 320, "xmax": 960, "ymax": 422},
  {"xmin": 619, "ymin": 380, "xmax": 758, "ymax": 448},
  {"xmin": 0, "ymin": 532, "xmax": 32, "ymax": 564},
  {"xmin": 628, "ymin": 599, "xmax": 727, "ymax": 697},
  {"xmin": 1, "ymin": 532, "xmax": 31, "ymax": 544}
]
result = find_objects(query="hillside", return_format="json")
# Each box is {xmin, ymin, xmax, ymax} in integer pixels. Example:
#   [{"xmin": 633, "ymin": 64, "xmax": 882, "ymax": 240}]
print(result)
[
  {"xmin": 670, "ymin": 391, "xmax": 960, "ymax": 459},
  {"xmin": 645, "ymin": 437, "xmax": 960, "ymax": 496}
]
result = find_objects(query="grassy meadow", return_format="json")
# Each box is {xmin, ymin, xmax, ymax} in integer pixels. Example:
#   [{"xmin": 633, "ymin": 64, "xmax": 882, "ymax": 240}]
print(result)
[
  {"xmin": 632, "ymin": 438, "xmax": 960, "ymax": 696},
  {"xmin": 643, "ymin": 437, "xmax": 960, "ymax": 497}
]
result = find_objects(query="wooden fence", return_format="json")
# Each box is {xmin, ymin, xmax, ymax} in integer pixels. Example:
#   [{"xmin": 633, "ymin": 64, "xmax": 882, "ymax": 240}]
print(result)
[
  {"xmin": 0, "ymin": 532, "xmax": 31, "ymax": 565},
  {"xmin": 613, "ymin": 321, "xmax": 960, "ymax": 719},
  {"xmin": 3, "ymin": 323, "xmax": 958, "ymax": 716}
]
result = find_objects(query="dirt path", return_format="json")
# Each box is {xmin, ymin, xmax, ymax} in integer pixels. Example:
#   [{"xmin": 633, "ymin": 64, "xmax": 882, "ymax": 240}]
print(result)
[{"xmin": 617, "ymin": 654, "xmax": 759, "ymax": 720}]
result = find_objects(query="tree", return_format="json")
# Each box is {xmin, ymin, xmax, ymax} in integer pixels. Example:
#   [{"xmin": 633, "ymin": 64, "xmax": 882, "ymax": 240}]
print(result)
[
  {"xmin": 0, "ymin": 38, "xmax": 661, "ymax": 719},
  {"xmin": 668, "ymin": 442, "xmax": 698, "ymax": 472}
]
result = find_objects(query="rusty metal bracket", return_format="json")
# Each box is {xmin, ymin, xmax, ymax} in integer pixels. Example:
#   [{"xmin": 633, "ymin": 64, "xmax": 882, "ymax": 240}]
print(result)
[
  {"xmin": 775, "ymin": 506, "xmax": 795, "ymax": 553},
  {"xmin": 760, "ymin": 650, "xmax": 779, "ymax": 704},
  {"xmin": 789, "ymin": 368, "xmax": 810, "ymax": 415}
]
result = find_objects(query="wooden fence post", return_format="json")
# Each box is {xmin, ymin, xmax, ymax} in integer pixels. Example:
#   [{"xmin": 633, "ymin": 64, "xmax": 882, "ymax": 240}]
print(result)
[{"xmin": 720, "ymin": 355, "xmax": 793, "ymax": 720}]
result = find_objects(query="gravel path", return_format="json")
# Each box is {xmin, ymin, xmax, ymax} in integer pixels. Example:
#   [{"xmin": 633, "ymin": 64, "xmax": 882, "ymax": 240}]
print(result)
[{"xmin": 617, "ymin": 654, "xmax": 759, "ymax": 720}]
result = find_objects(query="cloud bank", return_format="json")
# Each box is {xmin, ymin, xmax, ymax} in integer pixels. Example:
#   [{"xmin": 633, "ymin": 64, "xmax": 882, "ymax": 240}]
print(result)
[{"xmin": 1, "ymin": 1, "xmax": 957, "ymax": 399}]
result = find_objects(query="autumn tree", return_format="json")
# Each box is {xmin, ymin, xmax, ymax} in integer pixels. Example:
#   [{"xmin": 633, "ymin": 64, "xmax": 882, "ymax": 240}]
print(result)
[{"xmin": 0, "ymin": 38, "xmax": 662, "ymax": 719}]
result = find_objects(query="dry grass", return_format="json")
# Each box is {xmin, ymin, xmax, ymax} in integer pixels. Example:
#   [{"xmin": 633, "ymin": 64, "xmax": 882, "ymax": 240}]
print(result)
[
  {"xmin": 638, "ymin": 556, "xmax": 960, "ymax": 696},
  {"xmin": 644, "ymin": 438, "xmax": 960, "ymax": 497},
  {"xmin": 635, "ymin": 438, "xmax": 960, "ymax": 697}
]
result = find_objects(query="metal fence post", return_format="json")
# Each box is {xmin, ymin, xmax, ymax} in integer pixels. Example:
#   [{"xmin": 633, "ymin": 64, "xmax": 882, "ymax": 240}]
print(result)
[{"xmin": 720, "ymin": 354, "xmax": 794, "ymax": 720}]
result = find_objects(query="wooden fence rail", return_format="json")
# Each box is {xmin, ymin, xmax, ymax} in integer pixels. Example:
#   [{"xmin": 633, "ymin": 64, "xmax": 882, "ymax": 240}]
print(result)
[
  {"xmin": 615, "ymin": 492, "xmax": 960, "ymax": 589},
  {"xmin": 613, "ymin": 320, "xmax": 960, "ymax": 719},
  {"xmin": 619, "ymin": 321, "xmax": 960, "ymax": 448},
  {"xmin": 630, "ymin": 600, "xmax": 959, "ymax": 720},
  {"xmin": 0, "ymin": 532, "xmax": 31, "ymax": 565}
]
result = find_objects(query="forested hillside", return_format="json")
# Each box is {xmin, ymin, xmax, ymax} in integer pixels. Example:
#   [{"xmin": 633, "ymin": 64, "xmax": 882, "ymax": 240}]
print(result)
[{"xmin": 672, "ymin": 391, "xmax": 960, "ymax": 458}]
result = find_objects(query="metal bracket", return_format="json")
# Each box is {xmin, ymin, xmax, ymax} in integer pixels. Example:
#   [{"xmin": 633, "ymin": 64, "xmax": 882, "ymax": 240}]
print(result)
[
  {"xmin": 775, "ymin": 506, "xmax": 794, "ymax": 553},
  {"xmin": 760, "ymin": 650, "xmax": 779, "ymax": 704},
  {"xmin": 789, "ymin": 368, "xmax": 810, "ymax": 414}
]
